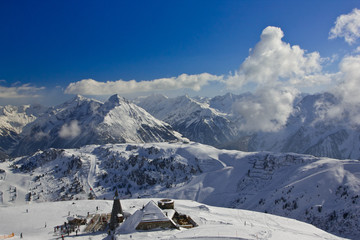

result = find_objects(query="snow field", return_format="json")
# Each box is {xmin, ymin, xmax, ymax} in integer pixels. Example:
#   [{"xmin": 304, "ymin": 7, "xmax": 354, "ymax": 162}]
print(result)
[{"xmin": 0, "ymin": 199, "xmax": 346, "ymax": 240}]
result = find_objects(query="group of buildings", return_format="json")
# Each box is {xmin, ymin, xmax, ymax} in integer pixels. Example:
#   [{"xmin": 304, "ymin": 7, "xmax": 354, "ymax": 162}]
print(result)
[{"xmin": 62, "ymin": 191, "xmax": 197, "ymax": 237}]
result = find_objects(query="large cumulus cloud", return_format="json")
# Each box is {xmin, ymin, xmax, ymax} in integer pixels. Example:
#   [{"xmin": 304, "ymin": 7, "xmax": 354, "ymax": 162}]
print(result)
[
  {"xmin": 228, "ymin": 26, "xmax": 324, "ymax": 132},
  {"xmin": 227, "ymin": 26, "xmax": 323, "ymax": 89}
]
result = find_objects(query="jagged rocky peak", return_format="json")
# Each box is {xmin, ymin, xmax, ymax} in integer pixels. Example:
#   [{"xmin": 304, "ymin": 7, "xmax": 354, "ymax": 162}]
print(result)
[
  {"xmin": 101, "ymin": 94, "xmax": 149, "ymax": 116},
  {"xmin": 60, "ymin": 94, "xmax": 99, "ymax": 107},
  {"xmin": 0, "ymin": 105, "xmax": 22, "ymax": 115},
  {"xmin": 0, "ymin": 104, "xmax": 46, "ymax": 117},
  {"xmin": 103, "ymin": 94, "xmax": 129, "ymax": 109},
  {"xmin": 107, "ymin": 94, "xmax": 127, "ymax": 104},
  {"xmin": 48, "ymin": 95, "xmax": 102, "ymax": 120}
]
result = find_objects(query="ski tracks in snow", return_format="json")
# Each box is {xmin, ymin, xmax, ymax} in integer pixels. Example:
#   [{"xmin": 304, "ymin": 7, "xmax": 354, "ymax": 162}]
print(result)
[{"xmin": 79, "ymin": 153, "xmax": 97, "ymax": 199}]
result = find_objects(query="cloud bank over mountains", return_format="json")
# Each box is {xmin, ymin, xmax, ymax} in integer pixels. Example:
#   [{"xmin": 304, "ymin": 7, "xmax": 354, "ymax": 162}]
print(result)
[
  {"xmin": 2, "ymin": 8, "xmax": 360, "ymax": 132},
  {"xmin": 64, "ymin": 73, "xmax": 222, "ymax": 95},
  {"xmin": 228, "ymin": 26, "xmax": 323, "ymax": 131},
  {"xmin": 0, "ymin": 83, "xmax": 44, "ymax": 99},
  {"xmin": 323, "ymin": 55, "xmax": 360, "ymax": 126},
  {"xmin": 65, "ymin": 26, "xmax": 325, "ymax": 98}
]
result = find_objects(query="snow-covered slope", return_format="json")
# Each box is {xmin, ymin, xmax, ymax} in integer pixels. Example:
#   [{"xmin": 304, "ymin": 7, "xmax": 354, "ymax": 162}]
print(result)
[
  {"xmin": 0, "ymin": 104, "xmax": 46, "ymax": 158},
  {"xmin": 2, "ymin": 92, "xmax": 359, "ymax": 160},
  {"xmin": 249, "ymin": 92, "xmax": 360, "ymax": 160},
  {"xmin": 1, "ymin": 142, "xmax": 359, "ymax": 238},
  {"xmin": 0, "ymin": 199, "xmax": 344, "ymax": 240},
  {"xmin": 137, "ymin": 92, "xmax": 360, "ymax": 159},
  {"xmin": 11, "ymin": 95, "xmax": 185, "ymax": 156},
  {"xmin": 135, "ymin": 94, "xmax": 238, "ymax": 148}
]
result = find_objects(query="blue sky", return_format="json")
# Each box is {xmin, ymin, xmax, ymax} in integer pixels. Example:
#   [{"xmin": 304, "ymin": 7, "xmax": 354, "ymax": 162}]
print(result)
[{"xmin": 0, "ymin": 0, "xmax": 360, "ymax": 106}]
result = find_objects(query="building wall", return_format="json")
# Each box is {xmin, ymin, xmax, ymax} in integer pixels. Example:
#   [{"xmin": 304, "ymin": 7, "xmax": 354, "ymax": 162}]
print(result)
[{"xmin": 136, "ymin": 221, "xmax": 176, "ymax": 230}]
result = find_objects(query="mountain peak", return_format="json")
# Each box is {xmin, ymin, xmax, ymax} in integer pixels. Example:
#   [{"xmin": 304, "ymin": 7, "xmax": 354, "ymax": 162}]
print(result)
[
  {"xmin": 61, "ymin": 95, "xmax": 89, "ymax": 107},
  {"xmin": 102, "ymin": 95, "xmax": 129, "ymax": 110},
  {"xmin": 72, "ymin": 94, "xmax": 86, "ymax": 102},
  {"xmin": 107, "ymin": 94, "xmax": 126, "ymax": 105}
]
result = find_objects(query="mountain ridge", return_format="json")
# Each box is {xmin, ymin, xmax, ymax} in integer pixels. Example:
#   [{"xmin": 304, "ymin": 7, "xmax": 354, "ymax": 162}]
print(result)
[
  {"xmin": 136, "ymin": 92, "xmax": 360, "ymax": 160},
  {"xmin": 10, "ymin": 94, "xmax": 185, "ymax": 157}
]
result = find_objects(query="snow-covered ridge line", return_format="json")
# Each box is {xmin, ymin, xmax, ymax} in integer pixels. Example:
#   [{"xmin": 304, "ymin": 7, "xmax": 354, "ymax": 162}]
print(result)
[
  {"xmin": 136, "ymin": 92, "xmax": 360, "ymax": 160},
  {"xmin": 9, "ymin": 94, "xmax": 186, "ymax": 157},
  {"xmin": 1, "ymin": 92, "xmax": 360, "ymax": 160},
  {"xmin": 0, "ymin": 142, "xmax": 359, "ymax": 238}
]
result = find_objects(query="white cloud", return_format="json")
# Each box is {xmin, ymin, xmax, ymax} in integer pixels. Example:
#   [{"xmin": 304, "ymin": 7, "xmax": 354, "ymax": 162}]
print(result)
[
  {"xmin": 34, "ymin": 131, "xmax": 49, "ymax": 141},
  {"xmin": 329, "ymin": 8, "xmax": 360, "ymax": 45},
  {"xmin": 354, "ymin": 46, "xmax": 360, "ymax": 53},
  {"xmin": 228, "ymin": 26, "xmax": 324, "ymax": 132},
  {"xmin": 65, "ymin": 73, "xmax": 223, "ymax": 96},
  {"xmin": 226, "ymin": 26, "xmax": 323, "ymax": 89},
  {"xmin": 0, "ymin": 84, "xmax": 45, "ymax": 99},
  {"xmin": 325, "ymin": 54, "xmax": 360, "ymax": 125},
  {"xmin": 59, "ymin": 120, "xmax": 81, "ymax": 139},
  {"xmin": 63, "ymin": 26, "xmax": 332, "ymax": 133},
  {"xmin": 233, "ymin": 86, "xmax": 298, "ymax": 132}
]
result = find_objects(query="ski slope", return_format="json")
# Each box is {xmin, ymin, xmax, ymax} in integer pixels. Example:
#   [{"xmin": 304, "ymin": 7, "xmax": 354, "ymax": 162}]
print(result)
[{"xmin": 0, "ymin": 199, "xmax": 346, "ymax": 240}]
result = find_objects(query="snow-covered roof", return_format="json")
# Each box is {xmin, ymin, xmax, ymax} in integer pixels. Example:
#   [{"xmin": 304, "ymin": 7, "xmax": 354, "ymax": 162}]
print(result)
[
  {"xmin": 118, "ymin": 200, "xmax": 173, "ymax": 233},
  {"xmin": 141, "ymin": 200, "xmax": 169, "ymax": 222}
]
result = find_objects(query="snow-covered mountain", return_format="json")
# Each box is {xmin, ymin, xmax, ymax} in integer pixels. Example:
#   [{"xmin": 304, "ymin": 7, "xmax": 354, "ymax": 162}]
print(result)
[
  {"xmin": 135, "ymin": 94, "xmax": 239, "ymax": 148},
  {"xmin": 0, "ymin": 104, "xmax": 46, "ymax": 158},
  {"xmin": 11, "ymin": 95, "xmax": 185, "ymax": 157},
  {"xmin": 249, "ymin": 92, "xmax": 360, "ymax": 160},
  {"xmin": 1, "ymin": 92, "xmax": 358, "ymax": 160},
  {"xmin": 1, "ymin": 142, "xmax": 359, "ymax": 238},
  {"xmin": 137, "ymin": 92, "xmax": 360, "ymax": 160}
]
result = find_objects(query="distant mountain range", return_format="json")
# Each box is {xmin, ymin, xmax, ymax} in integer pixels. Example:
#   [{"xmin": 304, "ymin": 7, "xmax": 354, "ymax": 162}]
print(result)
[
  {"xmin": 0, "ymin": 95, "xmax": 185, "ymax": 157},
  {"xmin": 0, "ymin": 92, "xmax": 359, "ymax": 160},
  {"xmin": 0, "ymin": 104, "xmax": 47, "ymax": 159},
  {"xmin": 135, "ymin": 94, "xmax": 239, "ymax": 149},
  {"xmin": 136, "ymin": 92, "xmax": 360, "ymax": 160}
]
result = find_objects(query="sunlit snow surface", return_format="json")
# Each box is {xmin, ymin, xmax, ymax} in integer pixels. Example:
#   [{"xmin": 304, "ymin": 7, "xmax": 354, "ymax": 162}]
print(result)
[
  {"xmin": 0, "ymin": 142, "xmax": 359, "ymax": 238},
  {"xmin": 0, "ymin": 199, "xmax": 346, "ymax": 240}
]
